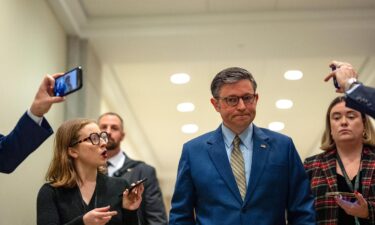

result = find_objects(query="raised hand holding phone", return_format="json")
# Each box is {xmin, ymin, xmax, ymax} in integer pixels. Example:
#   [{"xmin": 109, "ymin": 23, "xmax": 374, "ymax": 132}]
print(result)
[
  {"xmin": 325, "ymin": 61, "xmax": 358, "ymax": 93},
  {"xmin": 30, "ymin": 73, "xmax": 66, "ymax": 117}
]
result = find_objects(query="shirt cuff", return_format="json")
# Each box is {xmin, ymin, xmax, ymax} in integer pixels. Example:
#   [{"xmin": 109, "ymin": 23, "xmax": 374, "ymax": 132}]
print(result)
[
  {"xmin": 27, "ymin": 108, "xmax": 43, "ymax": 126},
  {"xmin": 345, "ymin": 83, "xmax": 361, "ymax": 94}
]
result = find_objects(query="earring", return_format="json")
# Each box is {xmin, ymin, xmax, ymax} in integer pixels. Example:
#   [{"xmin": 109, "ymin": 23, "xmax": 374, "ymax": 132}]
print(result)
[{"xmin": 363, "ymin": 131, "xmax": 368, "ymax": 139}]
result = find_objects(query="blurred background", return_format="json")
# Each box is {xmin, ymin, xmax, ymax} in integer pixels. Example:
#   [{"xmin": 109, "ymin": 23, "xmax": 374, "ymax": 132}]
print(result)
[{"xmin": 0, "ymin": 0, "xmax": 374, "ymax": 224}]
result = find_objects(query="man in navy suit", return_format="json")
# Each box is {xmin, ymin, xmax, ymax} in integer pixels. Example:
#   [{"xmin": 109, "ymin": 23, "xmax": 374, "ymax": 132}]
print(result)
[
  {"xmin": 169, "ymin": 67, "xmax": 315, "ymax": 225},
  {"xmin": 325, "ymin": 60, "xmax": 375, "ymax": 118},
  {"xmin": 0, "ymin": 73, "xmax": 64, "ymax": 173}
]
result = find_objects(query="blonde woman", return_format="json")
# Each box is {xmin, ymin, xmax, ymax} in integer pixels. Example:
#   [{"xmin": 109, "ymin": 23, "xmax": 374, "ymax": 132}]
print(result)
[
  {"xmin": 37, "ymin": 118, "xmax": 143, "ymax": 225},
  {"xmin": 304, "ymin": 96, "xmax": 375, "ymax": 225}
]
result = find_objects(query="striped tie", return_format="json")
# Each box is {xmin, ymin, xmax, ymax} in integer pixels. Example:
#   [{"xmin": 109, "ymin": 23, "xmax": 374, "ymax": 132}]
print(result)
[{"xmin": 231, "ymin": 135, "xmax": 246, "ymax": 200}]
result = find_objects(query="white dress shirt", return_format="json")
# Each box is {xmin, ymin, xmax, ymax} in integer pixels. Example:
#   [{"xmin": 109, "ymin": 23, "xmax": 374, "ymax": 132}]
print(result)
[{"xmin": 107, "ymin": 150, "xmax": 126, "ymax": 177}]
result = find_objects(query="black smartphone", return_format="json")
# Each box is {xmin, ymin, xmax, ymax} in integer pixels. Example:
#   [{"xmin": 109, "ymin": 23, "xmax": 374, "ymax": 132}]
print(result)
[
  {"xmin": 128, "ymin": 178, "xmax": 148, "ymax": 192},
  {"xmin": 330, "ymin": 65, "xmax": 340, "ymax": 89},
  {"xmin": 54, "ymin": 66, "xmax": 83, "ymax": 97}
]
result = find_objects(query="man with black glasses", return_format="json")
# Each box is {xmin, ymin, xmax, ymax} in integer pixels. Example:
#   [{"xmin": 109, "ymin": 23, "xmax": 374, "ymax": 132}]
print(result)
[{"xmin": 169, "ymin": 67, "xmax": 315, "ymax": 225}]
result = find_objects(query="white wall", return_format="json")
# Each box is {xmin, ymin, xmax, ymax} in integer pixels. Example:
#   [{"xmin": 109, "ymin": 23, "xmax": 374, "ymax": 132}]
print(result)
[{"xmin": 0, "ymin": 0, "xmax": 67, "ymax": 224}]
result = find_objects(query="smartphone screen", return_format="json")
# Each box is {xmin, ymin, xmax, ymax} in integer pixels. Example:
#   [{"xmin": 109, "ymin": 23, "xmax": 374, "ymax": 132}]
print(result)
[{"xmin": 54, "ymin": 67, "xmax": 83, "ymax": 97}]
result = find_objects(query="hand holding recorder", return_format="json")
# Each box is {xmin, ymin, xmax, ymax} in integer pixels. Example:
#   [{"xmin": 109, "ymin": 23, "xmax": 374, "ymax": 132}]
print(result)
[
  {"xmin": 324, "ymin": 61, "xmax": 358, "ymax": 93},
  {"xmin": 121, "ymin": 178, "xmax": 146, "ymax": 211}
]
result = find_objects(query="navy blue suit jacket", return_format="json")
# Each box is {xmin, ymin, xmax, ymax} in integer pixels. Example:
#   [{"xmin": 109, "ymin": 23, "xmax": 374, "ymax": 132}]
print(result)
[
  {"xmin": 169, "ymin": 125, "xmax": 315, "ymax": 225},
  {"xmin": 0, "ymin": 112, "xmax": 53, "ymax": 173},
  {"xmin": 346, "ymin": 84, "xmax": 375, "ymax": 118}
]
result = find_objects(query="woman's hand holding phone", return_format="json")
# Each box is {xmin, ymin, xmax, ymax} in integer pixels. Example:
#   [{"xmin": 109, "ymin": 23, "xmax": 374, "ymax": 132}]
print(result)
[{"xmin": 122, "ymin": 178, "xmax": 146, "ymax": 210}]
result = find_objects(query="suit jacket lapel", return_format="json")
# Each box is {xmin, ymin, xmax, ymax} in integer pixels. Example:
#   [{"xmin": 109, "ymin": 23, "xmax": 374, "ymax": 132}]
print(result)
[
  {"xmin": 319, "ymin": 147, "xmax": 375, "ymax": 196},
  {"xmin": 207, "ymin": 126, "xmax": 243, "ymax": 203},
  {"xmin": 122, "ymin": 152, "xmax": 134, "ymax": 171},
  {"xmin": 244, "ymin": 126, "xmax": 270, "ymax": 204},
  {"xmin": 321, "ymin": 150, "xmax": 338, "ymax": 192},
  {"xmin": 319, "ymin": 147, "xmax": 375, "ymax": 195}
]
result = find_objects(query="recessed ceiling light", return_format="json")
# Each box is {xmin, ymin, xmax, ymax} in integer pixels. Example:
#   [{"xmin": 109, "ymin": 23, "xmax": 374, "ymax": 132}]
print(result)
[
  {"xmin": 284, "ymin": 70, "xmax": 303, "ymax": 80},
  {"xmin": 177, "ymin": 102, "xmax": 195, "ymax": 112},
  {"xmin": 170, "ymin": 73, "xmax": 190, "ymax": 84},
  {"xmin": 268, "ymin": 122, "xmax": 285, "ymax": 131},
  {"xmin": 181, "ymin": 124, "xmax": 199, "ymax": 134},
  {"xmin": 276, "ymin": 99, "xmax": 293, "ymax": 109}
]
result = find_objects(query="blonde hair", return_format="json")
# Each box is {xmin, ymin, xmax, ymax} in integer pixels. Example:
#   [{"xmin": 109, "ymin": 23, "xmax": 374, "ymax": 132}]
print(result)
[
  {"xmin": 45, "ymin": 118, "xmax": 105, "ymax": 188},
  {"xmin": 321, "ymin": 96, "xmax": 375, "ymax": 151}
]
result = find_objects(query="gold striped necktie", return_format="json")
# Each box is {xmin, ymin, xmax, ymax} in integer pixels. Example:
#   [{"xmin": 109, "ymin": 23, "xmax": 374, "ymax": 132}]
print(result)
[{"xmin": 231, "ymin": 135, "xmax": 246, "ymax": 200}]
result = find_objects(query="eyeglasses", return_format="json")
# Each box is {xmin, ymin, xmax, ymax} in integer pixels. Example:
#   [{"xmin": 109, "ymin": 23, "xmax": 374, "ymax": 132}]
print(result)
[
  {"xmin": 70, "ymin": 132, "xmax": 109, "ymax": 147},
  {"xmin": 218, "ymin": 94, "xmax": 257, "ymax": 107}
]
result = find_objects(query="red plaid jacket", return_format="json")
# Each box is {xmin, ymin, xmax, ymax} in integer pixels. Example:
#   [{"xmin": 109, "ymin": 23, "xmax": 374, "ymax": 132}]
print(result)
[{"xmin": 304, "ymin": 146, "xmax": 375, "ymax": 225}]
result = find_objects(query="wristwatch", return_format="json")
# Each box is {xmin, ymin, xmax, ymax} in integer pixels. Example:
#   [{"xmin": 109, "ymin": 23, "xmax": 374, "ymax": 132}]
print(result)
[{"xmin": 345, "ymin": 78, "xmax": 359, "ymax": 91}]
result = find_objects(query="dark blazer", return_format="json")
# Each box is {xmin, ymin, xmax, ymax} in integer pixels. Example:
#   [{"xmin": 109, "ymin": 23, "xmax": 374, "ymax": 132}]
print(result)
[
  {"xmin": 169, "ymin": 125, "xmax": 315, "ymax": 225},
  {"xmin": 304, "ymin": 146, "xmax": 375, "ymax": 225},
  {"xmin": 0, "ymin": 112, "xmax": 53, "ymax": 173},
  {"xmin": 37, "ymin": 173, "xmax": 139, "ymax": 225},
  {"xmin": 346, "ymin": 84, "xmax": 375, "ymax": 118},
  {"xmin": 112, "ymin": 153, "xmax": 167, "ymax": 225}
]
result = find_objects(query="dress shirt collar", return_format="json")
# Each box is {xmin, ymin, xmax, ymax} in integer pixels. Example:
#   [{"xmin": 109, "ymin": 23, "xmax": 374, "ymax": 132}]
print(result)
[
  {"xmin": 221, "ymin": 123, "xmax": 253, "ymax": 149},
  {"xmin": 107, "ymin": 150, "xmax": 126, "ymax": 173}
]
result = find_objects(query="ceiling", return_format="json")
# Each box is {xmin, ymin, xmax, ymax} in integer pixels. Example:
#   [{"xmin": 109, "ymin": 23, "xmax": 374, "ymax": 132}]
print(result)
[{"xmin": 48, "ymin": 0, "xmax": 375, "ymax": 196}]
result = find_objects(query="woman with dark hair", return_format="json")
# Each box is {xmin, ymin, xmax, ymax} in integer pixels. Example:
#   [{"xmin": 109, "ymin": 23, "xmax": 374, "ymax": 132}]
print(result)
[
  {"xmin": 37, "ymin": 118, "xmax": 143, "ymax": 225},
  {"xmin": 304, "ymin": 96, "xmax": 375, "ymax": 225}
]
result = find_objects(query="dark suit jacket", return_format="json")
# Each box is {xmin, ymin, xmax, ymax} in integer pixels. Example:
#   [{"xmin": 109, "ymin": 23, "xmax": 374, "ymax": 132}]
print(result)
[
  {"xmin": 304, "ymin": 146, "xmax": 375, "ymax": 225},
  {"xmin": 169, "ymin": 125, "xmax": 315, "ymax": 225},
  {"xmin": 37, "ymin": 173, "xmax": 139, "ymax": 225},
  {"xmin": 112, "ymin": 153, "xmax": 167, "ymax": 225},
  {"xmin": 0, "ymin": 112, "xmax": 53, "ymax": 173},
  {"xmin": 346, "ymin": 84, "xmax": 375, "ymax": 118}
]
